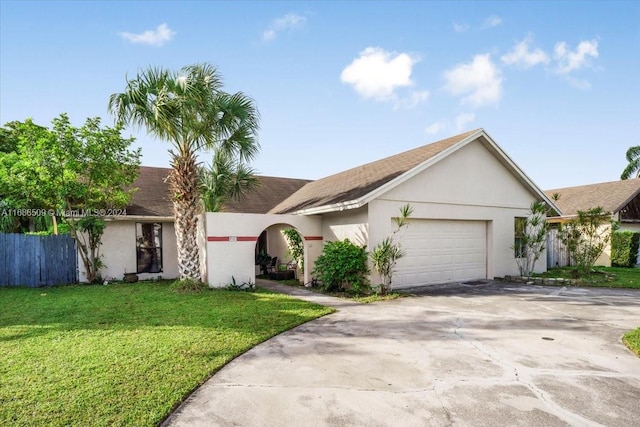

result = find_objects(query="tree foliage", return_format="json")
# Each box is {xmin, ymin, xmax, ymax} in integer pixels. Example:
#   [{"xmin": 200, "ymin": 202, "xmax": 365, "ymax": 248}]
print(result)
[
  {"xmin": 370, "ymin": 204, "xmax": 413, "ymax": 294},
  {"xmin": 558, "ymin": 207, "xmax": 615, "ymax": 275},
  {"xmin": 513, "ymin": 201, "xmax": 549, "ymax": 279},
  {"xmin": 312, "ymin": 239, "xmax": 369, "ymax": 295},
  {"xmin": 109, "ymin": 63, "xmax": 260, "ymax": 281},
  {"xmin": 0, "ymin": 114, "xmax": 141, "ymax": 282},
  {"xmin": 611, "ymin": 231, "xmax": 640, "ymax": 267},
  {"xmin": 199, "ymin": 149, "xmax": 258, "ymax": 212},
  {"xmin": 283, "ymin": 228, "xmax": 304, "ymax": 276},
  {"xmin": 621, "ymin": 146, "xmax": 640, "ymax": 180}
]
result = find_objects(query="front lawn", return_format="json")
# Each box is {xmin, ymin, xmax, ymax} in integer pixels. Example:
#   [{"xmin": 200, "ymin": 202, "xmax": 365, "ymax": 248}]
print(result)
[
  {"xmin": 623, "ymin": 327, "xmax": 640, "ymax": 356},
  {"xmin": 538, "ymin": 266, "xmax": 640, "ymax": 289},
  {"xmin": 0, "ymin": 282, "xmax": 333, "ymax": 426}
]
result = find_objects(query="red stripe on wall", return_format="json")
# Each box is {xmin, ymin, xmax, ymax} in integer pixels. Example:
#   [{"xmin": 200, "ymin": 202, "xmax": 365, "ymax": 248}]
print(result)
[
  {"xmin": 304, "ymin": 236, "xmax": 323, "ymax": 241},
  {"xmin": 236, "ymin": 236, "xmax": 258, "ymax": 242},
  {"xmin": 207, "ymin": 236, "xmax": 258, "ymax": 242},
  {"xmin": 207, "ymin": 236, "xmax": 228, "ymax": 242}
]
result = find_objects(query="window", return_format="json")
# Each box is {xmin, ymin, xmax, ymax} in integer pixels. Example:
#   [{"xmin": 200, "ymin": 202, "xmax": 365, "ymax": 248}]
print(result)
[
  {"xmin": 514, "ymin": 217, "xmax": 526, "ymax": 258},
  {"xmin": 136, "ymin": 223, "xmax": 163, "ymax": 273}
]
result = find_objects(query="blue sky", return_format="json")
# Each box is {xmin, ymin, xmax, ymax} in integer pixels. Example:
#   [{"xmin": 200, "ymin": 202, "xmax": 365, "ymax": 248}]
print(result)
[{"xmin": 1, "ymin": 1, "xmax": 639, "ymax": 190}]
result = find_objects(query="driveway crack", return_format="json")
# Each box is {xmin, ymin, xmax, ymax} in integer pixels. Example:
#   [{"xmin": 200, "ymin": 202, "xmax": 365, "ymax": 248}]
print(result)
[{"xmin": 451, "ymin": 317, "xmax": 605, "ymax": 427}]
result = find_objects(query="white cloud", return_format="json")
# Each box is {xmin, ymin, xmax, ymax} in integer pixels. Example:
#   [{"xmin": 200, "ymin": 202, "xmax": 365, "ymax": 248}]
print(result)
[
  {"xmin": 425, "ymin": 121, "xmax": 446, "ymax": 135},
  {"xmin": 394, "ymin": 90, "xmax": 430, "ymax": 109},
  {"xmin": 501, "ymin": 35, "xmax": 549, "ymax": 68},
  {"xmin": 453, "ymin": 22, "xmax": 469, "ymax": 33},
  {"xmin": 341, "ymin": 47, "xmax": 420, "ymax": 101},
  {"xmin": 554, "ymin": 39, "xmax": 599, "ymax": 74},
  {"xmin": 483, "ymin": 15, "xmax": 502, "ymax": 28},
  {"xmin": 455, "ymin": 113, "xmax": 475, "ymax": 131},
  {"xmin": 262, "ymin": 13, "xmax": 306, "ymax": 41},
  {"xmin": 566, "ymin": 76, "xmax": 592, "ymax": 90},
  {"xmin": 119, "ymin": 23, "xmax": 175, "ymax": 47},
  {"xmin": 444, "ymin": 54, "xmax": 502, "ymax": 107}
]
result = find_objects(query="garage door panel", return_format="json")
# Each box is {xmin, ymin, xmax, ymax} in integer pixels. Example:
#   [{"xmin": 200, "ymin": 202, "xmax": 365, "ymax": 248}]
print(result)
[{"xmin": 395, "ymin": 219, "xmax": 487, "ymax": 288}]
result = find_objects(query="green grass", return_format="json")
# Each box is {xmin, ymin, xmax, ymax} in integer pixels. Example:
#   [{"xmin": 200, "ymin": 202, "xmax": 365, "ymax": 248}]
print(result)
[
  {"xmin": 623, "ymin": 327, "xmax": 640, "ymax": 357},
  {"xmin": 0, "ymin": 281, "xmax": 333, "ymax": 426},
  {"xmin": 538, "ymin": 266, "xmax": 640, "ymax": 289}
]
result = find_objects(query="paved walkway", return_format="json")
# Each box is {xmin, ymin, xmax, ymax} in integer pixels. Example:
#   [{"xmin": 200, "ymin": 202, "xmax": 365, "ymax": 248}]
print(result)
[{"xmin": 163, "ymin": 281, "xmax": 640, "ymax": 426}]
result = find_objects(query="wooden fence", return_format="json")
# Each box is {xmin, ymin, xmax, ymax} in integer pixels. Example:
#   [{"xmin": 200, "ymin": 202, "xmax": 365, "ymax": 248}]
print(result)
[
  {"xmin": 546, "ymin": 228, "xmax": 571, "ymax": 268},
  {"xmin": 0, "ymin": 233, "xmax": 77, "ymax": 287}
]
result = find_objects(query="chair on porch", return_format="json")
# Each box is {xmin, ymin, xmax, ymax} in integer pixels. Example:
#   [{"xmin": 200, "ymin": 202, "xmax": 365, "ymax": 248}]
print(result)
[{"xmin": 266, "ymin": 257, "xmax": 278, "ymax": 274}]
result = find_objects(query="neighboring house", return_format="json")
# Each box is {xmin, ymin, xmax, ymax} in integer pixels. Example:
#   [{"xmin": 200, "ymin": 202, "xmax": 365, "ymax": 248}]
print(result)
[
  {"xmin": 201, "ymin": 128, "xmax": 559, "ymax": 288},
  {"xmin": 544, "ymin": 180, "xmax": 640, "ymax": 267}
]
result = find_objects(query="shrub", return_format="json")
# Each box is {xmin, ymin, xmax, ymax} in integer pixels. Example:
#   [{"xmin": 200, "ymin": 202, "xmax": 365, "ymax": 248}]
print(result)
[
  {"xmin": 558, "ymin": 207, "xmax": 614, "ymax": 276},
  {"xmin": 226, "ymin": 276, "xmax": 256, "ymax": 291},
  {"xmin": 611, "ymin": 231, "xmax": 640, "ymax": 267},
  {"xmin": 312, "ymin": 239, "xmax": 370, "ymax": 295}
]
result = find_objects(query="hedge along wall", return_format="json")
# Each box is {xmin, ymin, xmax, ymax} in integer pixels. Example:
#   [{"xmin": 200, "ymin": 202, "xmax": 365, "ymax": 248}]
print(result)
[{"xmin": 611, "ymin": 231, "xmax": 640, "ymax": 267}]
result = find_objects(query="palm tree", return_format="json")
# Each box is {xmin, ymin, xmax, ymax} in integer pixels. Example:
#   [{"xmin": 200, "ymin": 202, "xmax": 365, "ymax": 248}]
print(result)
[
  {"xmin": 109, "ymin": 64, "xmax": 260, "ymax": 280},
  {"xmin": 199, "ymin": 149, "xmax": 259, "ymax": 212},
  {"xmin": 621, "ymin": 146, "xmax": 640, "ymax": 180}
]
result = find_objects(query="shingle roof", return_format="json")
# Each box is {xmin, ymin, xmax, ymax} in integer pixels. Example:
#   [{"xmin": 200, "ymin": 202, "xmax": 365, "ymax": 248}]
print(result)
[
  {"xmin": 125, "ymin": 167, "xmax": 310, "ymax": 217},
  {"xmin": 126, "ymin": 166, "xmax": 173, "ymax": 217},
  {"xmin": 544, "ymin": 180, "xmax": 640, "ymax": 217},
  {"xmin": 269, "ymin": 129, "xmax": 481, "ymax": 214},
  {"xmin": 222, "ymin": 176, "xmax": 311, "ymax": 214}
]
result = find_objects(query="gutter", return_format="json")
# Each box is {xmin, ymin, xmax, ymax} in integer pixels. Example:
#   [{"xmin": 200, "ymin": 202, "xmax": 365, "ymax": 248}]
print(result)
[
  {"xmin": 104, "ymin": 215, "xmax": 175, "ymax": 222},
  {"xmin": 290, "ymin": 199, "xmax": 364, "ymax": 216}
]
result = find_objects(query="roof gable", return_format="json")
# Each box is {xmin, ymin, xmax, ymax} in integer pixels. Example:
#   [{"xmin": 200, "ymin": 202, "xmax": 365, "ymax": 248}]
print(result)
[
  {"xmin": 271, "ymin": 129, "xmax": 557, "ymax": 215},
  {"xmin": 545, "ymin": 180, "xmax": 640, "ymax": 217},
  {"xmin": 269, "ymin": 129, "xmax": 480, "ymax": 214}
]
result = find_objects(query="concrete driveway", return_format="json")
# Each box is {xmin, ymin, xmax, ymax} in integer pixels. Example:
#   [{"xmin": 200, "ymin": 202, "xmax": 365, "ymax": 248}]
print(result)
[{"xmin": 163, "ymin": 281, "xmax": 640, "ymax": 426}]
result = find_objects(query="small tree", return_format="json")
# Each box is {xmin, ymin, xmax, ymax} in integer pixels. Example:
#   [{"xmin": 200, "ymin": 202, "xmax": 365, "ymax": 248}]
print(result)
[
  {"xmin": 312, "ymin": 239, "xmax": 369, "ymax": 295},
  {"xmin": 559, "ymin": 207, "xmax": 614, "ymax": 276},
  {"xmin": 0, "ymin": 114, "xmax": 141, "ymax": 283},
  {"xmin": 73, "ymin": 216, "xmax": 107, "ymax": 283},
  {"xmin": 370, "ymin": 204, "xmax": 413, "ymax": 294},
  {"xmin": 283, "ymin": 228, "xmax": 304, "ymax": 277},
  {"xmin": 513, "ymin": 201, "xmax": 549, "ymax": 279}
]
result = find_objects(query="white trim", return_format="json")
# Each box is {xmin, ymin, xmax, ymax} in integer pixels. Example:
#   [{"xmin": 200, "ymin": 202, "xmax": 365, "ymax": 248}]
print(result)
[{"xmin": 104, "ymin": 215, "xmax": 174, "ymax": 222}]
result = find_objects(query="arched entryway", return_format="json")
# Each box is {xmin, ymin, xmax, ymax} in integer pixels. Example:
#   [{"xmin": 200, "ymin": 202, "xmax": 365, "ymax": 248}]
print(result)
[
  {"xmin": 255, "ymin": 224, "xmax": 304, "ymax": 283},
  {"xmin": 201, "ymin": 212, "xmax": 323, "ymax": 287}
]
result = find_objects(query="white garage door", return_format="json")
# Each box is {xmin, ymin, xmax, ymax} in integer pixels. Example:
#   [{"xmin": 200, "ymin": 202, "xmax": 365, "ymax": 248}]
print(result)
[{"xmin": 394, "ymin": 219, "xmax": 487, "ymax": 288}]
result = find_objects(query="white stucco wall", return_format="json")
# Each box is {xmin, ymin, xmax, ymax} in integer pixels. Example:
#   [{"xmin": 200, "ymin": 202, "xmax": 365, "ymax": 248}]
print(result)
[
  {"xmin": 203, "ymin": 212, "xmax": 322, "ymax": 287},
  {"xmin": 321, "ymin": 206, "xmax": 369, "ymax": 247},
  {"xmin": 267, "ymin": 225, "xmax": 295, "ymax": 265},
  {"xmin": 79, "ymin": 219, "xmax": 178, "ymax": 283},
  {"xmin": 368, "ymin": 140, "xmax": 545, "ymax": 283}
]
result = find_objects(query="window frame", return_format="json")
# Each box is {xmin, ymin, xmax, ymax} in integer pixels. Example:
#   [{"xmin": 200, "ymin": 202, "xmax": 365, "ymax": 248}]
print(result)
[
  {"xmin": 135, "ymin": 222, "xmax": 163, "ymax": 274},
  {"xmin": 514, "ymin": 216, "xmax": 527, "ymax": 258}
]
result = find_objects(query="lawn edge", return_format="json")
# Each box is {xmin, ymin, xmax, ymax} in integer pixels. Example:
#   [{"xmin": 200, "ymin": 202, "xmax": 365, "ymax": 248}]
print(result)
[{"xmin": 157, "ymin": 304, "xmax": 335, "ymax": 426}]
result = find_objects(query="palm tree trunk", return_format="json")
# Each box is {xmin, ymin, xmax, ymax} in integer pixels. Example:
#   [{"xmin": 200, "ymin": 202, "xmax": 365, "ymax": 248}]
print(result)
[{"xmin": 170, "ymin": 151, "xmax": 202, "ymax": 281}]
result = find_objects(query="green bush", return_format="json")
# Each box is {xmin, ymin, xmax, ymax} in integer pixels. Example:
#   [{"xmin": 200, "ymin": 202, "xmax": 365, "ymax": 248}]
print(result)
[
  {"xmin": 312, "ymin": 239, "xmax": 370, "ymax": 295},
  {"xmin": 611, "ymin": 231, "xmax": 640, "ymax": 267}
]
